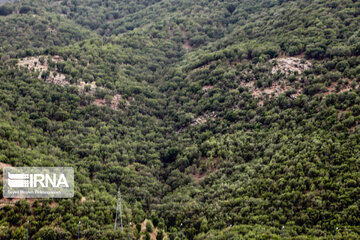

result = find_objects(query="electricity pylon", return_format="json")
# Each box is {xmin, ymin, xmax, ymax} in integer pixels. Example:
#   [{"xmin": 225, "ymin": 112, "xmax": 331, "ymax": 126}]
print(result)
[{"xmin": 114, "ymin": 187, "xmax": 124, "ymax": 232}]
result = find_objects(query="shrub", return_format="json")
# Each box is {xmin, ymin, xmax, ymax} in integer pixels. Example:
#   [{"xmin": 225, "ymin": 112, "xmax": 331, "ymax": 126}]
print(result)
[
  {"xmin": 0, "ymin": 5, "xmax": 13, "ymax": 16},
  {"xmin": 336, "ymin": 60, "xmax": 350, "ymax": 72},
  {"xmin": 156, "ymin": 230, "xmax": 164, "ymax": 240},
  {"xmin": 146, "ymin": 221, "xmax": 153, "ymax": 233},
  {"xmin": 19, "ymin": 6, "xmax": 32, "ymax": 14}
]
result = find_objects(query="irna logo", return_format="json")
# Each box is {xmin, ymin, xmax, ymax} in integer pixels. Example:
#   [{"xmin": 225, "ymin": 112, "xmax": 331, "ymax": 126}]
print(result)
[
  {"xmin": 7, "ymin": 172, "xmax": 69, "ymax": 188},
  {"xmin": 3, "ymin": 167, "xmax": 74, "ymax": 198}
]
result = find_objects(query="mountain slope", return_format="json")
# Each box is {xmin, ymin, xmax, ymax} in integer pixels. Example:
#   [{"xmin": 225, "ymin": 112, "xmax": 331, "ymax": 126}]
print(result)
[{"xmin": 0, "ymin": 0, "xmax": 359, "ymax": 239}]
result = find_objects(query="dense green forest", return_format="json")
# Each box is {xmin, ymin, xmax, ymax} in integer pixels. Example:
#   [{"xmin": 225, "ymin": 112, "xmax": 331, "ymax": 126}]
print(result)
[{"xmin": 0, "ymin": 0, "xmax": 360, "ymax": 239}]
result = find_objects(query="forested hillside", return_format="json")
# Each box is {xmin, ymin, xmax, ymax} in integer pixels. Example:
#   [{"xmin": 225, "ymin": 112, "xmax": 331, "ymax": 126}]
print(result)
[{"xmin": 0, "ymin": 0, "xmax": 360, "ymax": 239}]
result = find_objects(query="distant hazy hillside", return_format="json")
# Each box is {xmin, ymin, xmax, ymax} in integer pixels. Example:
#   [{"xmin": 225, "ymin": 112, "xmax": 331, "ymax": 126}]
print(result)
[
  {"xmin": 0, "ymin": 0, "xmax": 359, "ymax": 239},
  {"xmin": 0, "ymin": 0, "xmax": 13, "ymax": 5}
]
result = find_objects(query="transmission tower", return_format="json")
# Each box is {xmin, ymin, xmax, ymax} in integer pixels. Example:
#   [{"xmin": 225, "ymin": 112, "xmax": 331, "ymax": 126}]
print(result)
[{"xmin": 114, "ymin": 187, "xmax": 124, "ymax": 232}]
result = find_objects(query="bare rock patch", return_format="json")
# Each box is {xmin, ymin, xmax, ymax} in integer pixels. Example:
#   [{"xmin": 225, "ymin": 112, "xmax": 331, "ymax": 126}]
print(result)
[{"xmin": 271, "ymin": 57, "xmax": 311, "ymax": 75}]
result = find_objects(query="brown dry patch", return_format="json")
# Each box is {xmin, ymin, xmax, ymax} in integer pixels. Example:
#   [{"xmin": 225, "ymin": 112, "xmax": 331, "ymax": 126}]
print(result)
[
  {"xmin": 18, "ymin": 56, "xmax": 128, "ymax": 111},
  {"xmin": 183, "ymin": 42, "xmax": 192, "ymax": 51},
  {"xmin": 93, "ymin": 94, "xmax": 124, "ymax": 110},
  {"xmin": 140, "ymin": 220, "xmax": 154, "ymax": 240},
  {"xmin": 0, "ymin": 198, "xmax": 20, "ymax": 208},
  {"xmin": 93, "ymin": 98, "xmax": 106, "ymax": 107},
  {"xmin": 192, "ymin": 112, "xmax": 217, "ymax": 126},
  {"xmin": 193, "ymin": 116, "xmax": 207, "ymax": 125},
  {"xmin": 322, "ymin": 79, "xmax": 359, "ymax": 96},
  {"xmin": 271, "ymin": 57, "xmax": 311, "ymax": 75},
  {"xmin": 47, "ymin": 27, "xmax": 56, "ymax": 33},
  {"xmin": 0, "ymin": 198, "xmax": 54, "ymax": 209},
  {"xmin": 193, "ymin": 171, "xmax": 207, "ymax": 184},
  {"xmin": 241, "ymin": 80, "xmax": 297, "ymax": 99},
  {"xmin": 338, "ymin": 80, "xmax": 359, "ymax": 93},
  {"xmin": 290, "ymin": 92, "xmax": 301, "ymax": 98},
  {"xmin": 192, "ymin": 157, "xmax": 218, "ymax": 184},
  {"xmin": 80, "ymin": 196, "xmax": 86, "ymax": 204},
  {"xmin": 45, "ymin": 72, "xmax": 67, "ymax": 86},
  {"xmin": 202, "ymin": 85, "xmax": 214, "ymax": 91},
  {"xmin": 258, "ymin": 83, "xmax": 290, "ymax": 97},
  {"xmin": 181, "ymin": 29, "xmax": 192, "ymax": 51},
  {"xmin": 49, "ymin": 201, "xmax": 57, "ymax": 209},
  {"xmin": 325, "ymin": 81, "xmax": 338, "ymax": 95},
  {"xmin": 202, "ymin": 157, "xmax": 219, "ymax": 171},
  {"xmin": 76, "ymin": 80, "xmax": 126, "ymax": 110},
  {"xmin": 336, "ymin": 111, "xmax": 359, "ymax": 133},
  {"xmin": 337, "ymin": 110, "xmax": 346, "ymax": 120},
  {"xmin": 78, "ymin": 80, "xmax": 98, "ymax": 94},
  {"xmin": 18, "ymin": 56, "xmax": 100, "ymax": 93},
  {"xmin": 18, "ymin": 56, "xmax": 46, "ymax": 76},
  {"xmin": 18, "ymin": 55, "xmax": 67, "ymax": 86},
  {"xmin": 139, "ymin": 219, "xmax": 168, "ymax": 240},
  {"xmin": 241, "ymin": 81, "xmax": 255, "ymax": 89},
  {"xmin": 257, "ymin": 100, "xmax": 264, "ymax": 106},
  {"xmin": 110, "ymin": 94, "xmax": 123, "ymax": 110},
  {"xmin": 349, "ymin": 125, "xmax": 357, "ymax": 133},
  {"xmin": 0, "ymin": 162, "xmax": 11, "ymax": 168}
]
